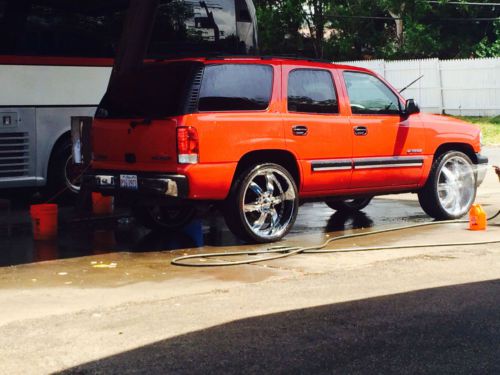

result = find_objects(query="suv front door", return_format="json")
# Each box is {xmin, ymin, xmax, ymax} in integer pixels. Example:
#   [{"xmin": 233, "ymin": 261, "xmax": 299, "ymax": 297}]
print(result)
[
  {"xmin": 342, "ymin": 71, "xmax": 425, "ymax": 190},
  {"xmin": 283, "ymin": 67, "xmax": 352, "ymax": 193}
]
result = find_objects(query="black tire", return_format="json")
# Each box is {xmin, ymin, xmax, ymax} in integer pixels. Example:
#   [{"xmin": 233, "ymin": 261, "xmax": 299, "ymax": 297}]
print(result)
[
  {"xmin": 132, "ymin": 205, "xmax": 196, "ymax": 231},
  {"xmin": 418, "ymin": 151, "xmax": 476, "ymax": 220},
  {"xmin": 223, "ymin": 163, "xmax": 299, "ymax": 243},
  {"xmin": 45, "ymin": 138, "xmax": 83, "ymax": 202},
  {"xmin": 325, "ymin": 197, "xmax": 373, "ymax": 213}
]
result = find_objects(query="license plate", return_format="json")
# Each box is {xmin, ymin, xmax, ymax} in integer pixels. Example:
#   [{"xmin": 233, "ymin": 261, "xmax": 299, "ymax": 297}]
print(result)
[{"xmin": 120, "ymin": 174, "xmax": 138, "ymax": 190}]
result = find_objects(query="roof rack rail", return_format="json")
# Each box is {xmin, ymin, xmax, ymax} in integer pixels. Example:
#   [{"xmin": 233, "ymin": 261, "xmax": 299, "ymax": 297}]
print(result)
[{"xmin": 203, "ymin": 54, "xmax": 333, "ymax": 64}]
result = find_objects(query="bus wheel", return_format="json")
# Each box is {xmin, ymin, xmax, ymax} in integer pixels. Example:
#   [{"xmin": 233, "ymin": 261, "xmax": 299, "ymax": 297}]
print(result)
[{"xmin": 46, "ymin": 138, "xmax": 81, "ymax": 201}]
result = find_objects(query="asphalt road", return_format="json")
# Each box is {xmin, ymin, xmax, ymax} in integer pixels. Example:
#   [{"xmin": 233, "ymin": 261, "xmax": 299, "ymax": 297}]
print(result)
[{"xmin": 60, "ymin": 280, "xmax": 500, "ymax": 374}]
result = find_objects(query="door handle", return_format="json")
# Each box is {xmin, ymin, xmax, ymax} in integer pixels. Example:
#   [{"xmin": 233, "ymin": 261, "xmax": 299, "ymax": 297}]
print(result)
[
  {"xmin": 354, "ymin": 126, "xmax": 368, "ymax": 136},
  {"xmin": 292, "ymin": 125, "xmax": 308, "ymax": 136}
]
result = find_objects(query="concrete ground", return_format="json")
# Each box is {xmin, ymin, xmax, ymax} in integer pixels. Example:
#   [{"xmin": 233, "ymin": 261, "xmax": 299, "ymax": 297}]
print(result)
[{"xmin": 0, "ymin": 148, "xmax": 499, "ymax": 374}]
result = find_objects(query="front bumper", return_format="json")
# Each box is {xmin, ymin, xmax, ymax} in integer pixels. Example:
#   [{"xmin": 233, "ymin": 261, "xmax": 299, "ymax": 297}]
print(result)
[
  {"xmin": 83, "ymin": 171, "xmax": 189, "ymax": 198},
  {"xmin": 475, "ymin": 153, "xmax": 488, "ymax": 187}
]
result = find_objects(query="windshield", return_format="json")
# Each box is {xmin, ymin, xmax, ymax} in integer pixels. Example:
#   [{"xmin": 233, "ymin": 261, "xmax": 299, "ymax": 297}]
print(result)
[{"xmin": 96, "ymin": 61, "xmax": 203, "ymax": 119}]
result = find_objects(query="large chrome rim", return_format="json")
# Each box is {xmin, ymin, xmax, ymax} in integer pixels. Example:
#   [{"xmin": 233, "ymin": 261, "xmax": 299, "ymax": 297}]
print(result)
[
  {"xmin": 437, "ymin": 155, "xmax": 475, "ymax": 217},
  {"xmin": 242, "ymin": 168, "xmax": 297, "ymax": 239}
]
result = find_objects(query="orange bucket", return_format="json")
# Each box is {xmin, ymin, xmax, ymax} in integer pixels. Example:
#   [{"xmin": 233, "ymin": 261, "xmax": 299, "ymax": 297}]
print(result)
[
  {"xmin": 469, "ymin": 204, "xmax": 487, "ymax": 231},
  {"xmin": 30, "ymin": 204, "xmax": 58, "ymax": 241},
  {"xmin": 92, "ymin": 193, "xmax": 114, "ymax": 215}
]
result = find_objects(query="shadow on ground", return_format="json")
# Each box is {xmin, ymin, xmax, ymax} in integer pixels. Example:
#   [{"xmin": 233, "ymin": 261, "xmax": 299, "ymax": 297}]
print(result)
[{"xmin": 61, "ymin": 280, "xmax": 500, "ymax": 374}]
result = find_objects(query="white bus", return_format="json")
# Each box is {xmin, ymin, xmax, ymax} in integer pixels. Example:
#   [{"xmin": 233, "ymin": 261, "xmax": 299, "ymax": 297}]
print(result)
[{"xmin": 0, "ymin": 0, "xmax": 257, "ymax": 197}]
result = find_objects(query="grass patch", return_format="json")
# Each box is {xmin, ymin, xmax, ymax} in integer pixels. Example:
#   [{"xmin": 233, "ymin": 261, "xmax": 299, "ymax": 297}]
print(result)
[{"xmin": 454, "ymin": 116, "xmax": 500, "ymax": 145}]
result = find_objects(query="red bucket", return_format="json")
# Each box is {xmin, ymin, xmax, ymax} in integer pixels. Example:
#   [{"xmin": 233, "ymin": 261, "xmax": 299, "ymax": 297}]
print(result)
[
  {"xmin": 92, "ymin": 193, "xmax": 114, "ymax": 216},
  {"xmin": 30, "ymin": 204, "xmax": 58, "ymax": 241}
]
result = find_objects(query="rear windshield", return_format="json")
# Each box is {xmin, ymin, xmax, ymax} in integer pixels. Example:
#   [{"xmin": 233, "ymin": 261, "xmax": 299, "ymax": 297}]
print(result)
[
  {"xmin": 96, "ymin": 61, "xmax": 202, "ymax": 119},
  {"xmin": 198, "ymin": 64, "xmax": 273, "ymax": 111}
]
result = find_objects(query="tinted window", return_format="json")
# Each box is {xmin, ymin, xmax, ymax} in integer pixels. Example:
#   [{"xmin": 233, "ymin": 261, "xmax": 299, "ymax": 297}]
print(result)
[
  {"xmin": 0, "ymin": 0, "xmax": 257, "ymax": 58},
  {"xmin": 288, "ymin": 69, "xmax": 338, "ymax": 114},
  {"xmin": 0, "ymin": 0, "xmax": 127, "ymax": 57},
  {"xmin": 343, "ymin": 72, "xmax": 401, "ymax": 115},
  {"xmin": 148, "ymin": 0, "xmax": 252, "ymax": 58},
  {"xmin": 96, "ymin": 62, "xmax": 202, "ymax": 119},
  {"xmin": 198, "ymin": 64, "xmax": 273, "ymax": 111}
]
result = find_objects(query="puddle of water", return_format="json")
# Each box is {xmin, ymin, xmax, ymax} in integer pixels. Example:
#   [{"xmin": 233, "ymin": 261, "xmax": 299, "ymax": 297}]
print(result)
[{"xmin": 0, "ymin": 199, "xmax": 430, "ymax": 268}]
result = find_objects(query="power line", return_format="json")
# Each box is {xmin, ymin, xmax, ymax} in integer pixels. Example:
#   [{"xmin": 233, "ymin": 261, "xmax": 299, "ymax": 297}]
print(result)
[
  {"xmin": 427, "ymin": 1, "xmax": 500, "ymax": 6},
  {"xmin": 329, "ymin": 14, "xmax": 500, "ymax": 21}
]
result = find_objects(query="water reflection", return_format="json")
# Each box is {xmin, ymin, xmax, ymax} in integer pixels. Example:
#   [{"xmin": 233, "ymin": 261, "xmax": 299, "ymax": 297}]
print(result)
[
  {"xmin": 0, "ymin": 216, "xmax": 241, "ymax": 267},
  {"xmin": 325, "ymin": 211, "xmax": 374, "ymax": 232},
  {"xmin": 133, "ymin": 220, "xmax": 204, "ymax": 252},
  {"xmin": 0, "ymin": 199, "xmax": 428, "ymax": 267},
  {"xmin": 92, "ymin": 230, "xmax": 117, "ymax": 254},
  {"xmin": 34, "ymin": 240, "xmax": 59, "ymax": 262}
]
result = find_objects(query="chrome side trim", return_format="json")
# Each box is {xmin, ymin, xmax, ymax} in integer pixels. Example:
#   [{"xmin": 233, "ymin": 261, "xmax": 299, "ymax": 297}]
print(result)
[
  {"xmin": 314, "ymin": 166, "xmax": 352, "ymax": 171},
  {"xmin": 355, "ymin": 163, "xmax": 423, "ymax": 170},
  {"xmin": 311, "ymin": 159, "xmax": 352, "ymax": 172},
  {"xmin": 311, "ymin": 156, "xmax": 425, "ymax": 172},
  {"xmin": 354, "ymin": 156, "xmax": 424, "ymax": 170}
]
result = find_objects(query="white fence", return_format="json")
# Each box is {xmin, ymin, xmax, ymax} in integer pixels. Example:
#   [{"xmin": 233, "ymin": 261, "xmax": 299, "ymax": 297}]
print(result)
[{"xmin": 337, "ymin": 58, "xmax": 500, "ymax": 117}]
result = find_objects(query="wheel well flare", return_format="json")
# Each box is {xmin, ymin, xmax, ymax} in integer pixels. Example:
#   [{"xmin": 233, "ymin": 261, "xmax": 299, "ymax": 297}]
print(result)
[{"xmin": 234, "ymin": 150, "xmax": 300, "ymax": 187}]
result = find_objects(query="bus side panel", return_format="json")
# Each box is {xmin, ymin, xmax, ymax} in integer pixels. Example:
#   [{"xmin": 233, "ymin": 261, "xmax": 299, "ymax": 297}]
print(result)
[
  {"xmin": 0, "ymin": 108, "xmax": 37, "ymax": 188},
  {"xmin": 35, "ymin": 107, "xmax": 97, "ymax": 185}
]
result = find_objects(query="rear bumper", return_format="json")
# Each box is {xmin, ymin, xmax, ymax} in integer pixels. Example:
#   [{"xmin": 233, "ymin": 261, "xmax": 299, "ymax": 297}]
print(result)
[
  {"xmin": 475, "ymin": 153, "xmax": 488, "ymax": 187},
  {"xmin": 82, "ymin": 170, "xmax": 189, "ymax": 199}
]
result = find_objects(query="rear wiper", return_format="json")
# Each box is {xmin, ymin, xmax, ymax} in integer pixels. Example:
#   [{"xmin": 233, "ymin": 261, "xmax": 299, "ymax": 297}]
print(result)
[{"xmin": 130, "ymin": 118, "xmax": 152, "ymax": 129}]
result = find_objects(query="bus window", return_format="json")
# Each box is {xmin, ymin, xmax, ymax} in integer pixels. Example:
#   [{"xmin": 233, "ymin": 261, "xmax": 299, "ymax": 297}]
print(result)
[
  {"xmin": 147, "ymin": 0, "xmax": 254, "ymax": 58},
  {"xmin": 0, "ymin": 0, "xmax": 128, "ymax": 57},
  {"xmin": 0, "ymin": 0, "xmax": 257, "ymax": 59}
]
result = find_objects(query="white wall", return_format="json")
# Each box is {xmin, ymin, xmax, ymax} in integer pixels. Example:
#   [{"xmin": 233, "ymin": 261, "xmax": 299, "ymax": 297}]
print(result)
[{"xmin": 337, "ymin": 58, "xmax": 500, "ymax": 117}]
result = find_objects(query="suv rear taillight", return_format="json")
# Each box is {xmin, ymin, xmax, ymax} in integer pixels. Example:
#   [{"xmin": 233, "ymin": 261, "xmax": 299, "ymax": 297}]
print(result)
[{"xmin": 177, "ymin": 126, "xmax": 199, "ymax": 164}]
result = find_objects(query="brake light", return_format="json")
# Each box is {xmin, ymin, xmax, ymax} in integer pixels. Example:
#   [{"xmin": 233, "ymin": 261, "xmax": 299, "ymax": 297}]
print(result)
[{"xmin": 177, "ymin": 126, "xmax": 199, "ymax": 164}]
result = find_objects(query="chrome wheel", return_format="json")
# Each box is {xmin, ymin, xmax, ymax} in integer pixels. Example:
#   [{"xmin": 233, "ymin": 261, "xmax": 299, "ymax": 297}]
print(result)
[
  {"xmin": 436, "ymin": 155, "xmax": 475, "ymax": 217},
  {"xmin": 242, "ymin": 167, "xmax": 297, "ymax": 240}
]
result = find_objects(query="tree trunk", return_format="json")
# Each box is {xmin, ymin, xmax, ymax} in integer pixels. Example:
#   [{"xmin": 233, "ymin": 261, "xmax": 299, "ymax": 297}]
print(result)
[{"xmin": 389, "ymin": 6, "xmax": 405, "ymax": 49}]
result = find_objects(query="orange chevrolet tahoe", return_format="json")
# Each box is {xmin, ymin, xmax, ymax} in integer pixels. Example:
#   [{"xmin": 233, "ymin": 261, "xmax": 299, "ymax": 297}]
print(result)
[{"xmin": 84, "ymin": 57, "xmax": 488, "ymax": 243}]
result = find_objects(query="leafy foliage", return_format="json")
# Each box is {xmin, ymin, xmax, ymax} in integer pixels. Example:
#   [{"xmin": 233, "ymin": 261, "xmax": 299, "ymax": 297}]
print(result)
[{"xmin": 255, "ymin": 0, "xmax": 500, "ymax": 60}]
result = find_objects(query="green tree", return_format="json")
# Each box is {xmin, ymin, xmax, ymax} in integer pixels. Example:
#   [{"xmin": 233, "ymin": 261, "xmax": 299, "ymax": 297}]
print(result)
[
  {"xmin": 474, "ymin": 19, "xmax": 500, "ymax": 57},
  {"xmin": 255, "ymin": 0, "xmax": 306, "ymax": 56},
  {"xmin": 255, "ymin": 0, "xmax": 500, "ymax": 60}
]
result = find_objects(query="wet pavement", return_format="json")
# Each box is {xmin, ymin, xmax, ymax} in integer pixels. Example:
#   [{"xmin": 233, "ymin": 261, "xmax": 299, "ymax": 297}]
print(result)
[
  {"xmin": 0, "ymin": 145, "xmax": 498, "ymax": 269},
  {"xmin": 0, "ymin": 197, "xmax": 431, "ymax": 268}
]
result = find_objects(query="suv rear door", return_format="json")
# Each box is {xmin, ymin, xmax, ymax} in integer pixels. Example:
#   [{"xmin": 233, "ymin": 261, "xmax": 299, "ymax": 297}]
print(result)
[
  {"xmin": 342, "ymin": 71, "xmax": 425, "ymax": 189},
  {"xmin": 283, "ymin": 66, "xmax": 352, "ymax": 193},
  {"xmin": 92, "ymin": 61, "xmax": 202, "ymax": 172}
]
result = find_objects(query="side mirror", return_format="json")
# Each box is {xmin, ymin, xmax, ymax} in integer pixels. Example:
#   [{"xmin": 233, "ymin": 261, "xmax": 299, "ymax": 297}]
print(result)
[{"xmin": 404, "ymin": 99, "xmax": 420, "ymax": 116}]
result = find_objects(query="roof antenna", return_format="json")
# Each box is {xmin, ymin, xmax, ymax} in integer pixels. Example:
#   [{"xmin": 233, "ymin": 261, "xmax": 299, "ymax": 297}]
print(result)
[{"xmin": 399, "ymin": 75, "xmax": 424, "ymax": 94}]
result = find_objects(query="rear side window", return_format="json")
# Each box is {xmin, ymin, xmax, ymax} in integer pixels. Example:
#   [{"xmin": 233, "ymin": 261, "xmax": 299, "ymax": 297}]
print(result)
[
  {"xmin": 343, "ymin": 71, "xmax": 401, "ymax": 115},
  {"xmin": 287, "ymin": 69, "xmax": 338, "ymax": 114},
  {"xmin": 198, "ymin": 64, "xmax": 273, "ymax": 111}
]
